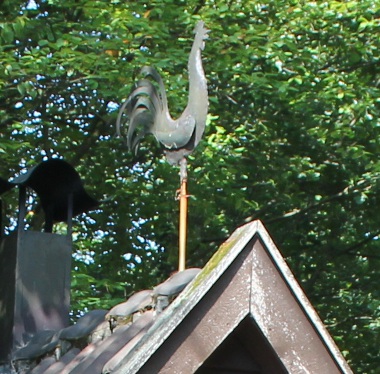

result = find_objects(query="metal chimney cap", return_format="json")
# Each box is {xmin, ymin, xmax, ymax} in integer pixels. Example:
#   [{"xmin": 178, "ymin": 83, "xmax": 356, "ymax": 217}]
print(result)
[{"xmin": 3, "ymin": 159, "xmax": 99, "ymax": 222}]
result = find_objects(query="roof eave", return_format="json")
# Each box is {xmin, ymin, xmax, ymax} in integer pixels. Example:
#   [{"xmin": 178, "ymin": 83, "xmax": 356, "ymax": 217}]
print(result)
[{"xmin": 113, "ymin": 220, "xmax": 352, "ymax": 374}]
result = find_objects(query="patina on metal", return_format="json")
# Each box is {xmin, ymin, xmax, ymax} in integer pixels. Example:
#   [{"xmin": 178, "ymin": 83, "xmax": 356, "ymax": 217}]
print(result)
[
  {"xmin": 117, "ymin": 21, "xmax": 209, "ymax": 271},
  {"xmin": 0, "ymin": 159, "xmax": 98, "ymax": 363}
]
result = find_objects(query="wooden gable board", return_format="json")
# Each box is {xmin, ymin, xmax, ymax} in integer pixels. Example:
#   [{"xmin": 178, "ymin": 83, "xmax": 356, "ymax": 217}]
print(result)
[{"xmin": 113, "ymin": 220, "xmax": 352, "ymax": 374}]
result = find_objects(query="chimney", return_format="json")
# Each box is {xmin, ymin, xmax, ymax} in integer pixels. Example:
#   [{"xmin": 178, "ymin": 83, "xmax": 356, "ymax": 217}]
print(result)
[{"xmin": 0, "ymin": 159, "xmax": 98, "ymax": 363}]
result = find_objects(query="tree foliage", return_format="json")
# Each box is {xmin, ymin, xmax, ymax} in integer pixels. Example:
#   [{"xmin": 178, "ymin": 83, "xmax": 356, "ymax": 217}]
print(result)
[{"xmin": 0, "ymin": 0, "xmax": 379, "ymax": 371}]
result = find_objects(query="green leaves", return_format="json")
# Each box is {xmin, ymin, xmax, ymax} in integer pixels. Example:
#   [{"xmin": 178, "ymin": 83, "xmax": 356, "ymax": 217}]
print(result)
[{"xmin": 0, "ymin": 1, "xmax": 379, "ymax": 371}]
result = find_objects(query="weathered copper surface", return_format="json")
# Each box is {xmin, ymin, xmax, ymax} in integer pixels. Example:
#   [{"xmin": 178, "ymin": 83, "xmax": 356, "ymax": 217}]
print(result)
[{"xmin": 117, "ymin": 21, "xmax": 209, "ymax": 166}]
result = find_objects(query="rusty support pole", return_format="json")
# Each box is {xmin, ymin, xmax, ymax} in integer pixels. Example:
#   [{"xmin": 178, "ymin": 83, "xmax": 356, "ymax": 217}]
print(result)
[{"xmin": 178, "ymin": 158, "xmax": 188, "ymax": 272}]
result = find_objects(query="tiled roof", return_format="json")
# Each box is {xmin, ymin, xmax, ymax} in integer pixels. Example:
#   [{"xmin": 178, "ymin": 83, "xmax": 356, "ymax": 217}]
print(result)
[
  {"xmin": 1, "ymin": 220, "xmax": 353, "ymax": 374},
  {"xmin": 5, "ymin": 268, "xmax": 201, "ymax": 374}
]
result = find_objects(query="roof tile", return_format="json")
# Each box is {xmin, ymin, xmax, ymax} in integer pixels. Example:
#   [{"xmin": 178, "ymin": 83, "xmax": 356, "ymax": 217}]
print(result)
[{"xmin": 8, "ymin": 269, "xmax": 200, "ymax": 374}]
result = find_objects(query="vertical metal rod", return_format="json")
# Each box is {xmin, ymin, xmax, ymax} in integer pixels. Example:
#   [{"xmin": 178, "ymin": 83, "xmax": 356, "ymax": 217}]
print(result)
[
  {"xmin": 178, "ymin": 158, "xmax": 188, "ymax": 272},
  {"xmin": 67, "ymin": 193, "xmax": 73, "ymax": 239},
  {"xmin": 17, "ymin": 186, "xmax": 26, "ymax": 234},
  {"xmin": 0, "ymin": 199, "xmax": 3, "ymax": 239}
]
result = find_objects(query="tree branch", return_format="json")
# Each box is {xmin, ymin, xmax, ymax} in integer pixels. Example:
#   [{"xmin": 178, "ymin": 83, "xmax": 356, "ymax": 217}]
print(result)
[{"xmin": 260, "ymin": 177, "xmax": 377, "ymax": 225}]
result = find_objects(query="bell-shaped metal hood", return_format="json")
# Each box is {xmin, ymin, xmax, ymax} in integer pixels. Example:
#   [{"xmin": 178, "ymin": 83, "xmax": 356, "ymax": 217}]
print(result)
[{"xmin": 1, "ymin": 159, "xmax": 99, "ymax": 224}]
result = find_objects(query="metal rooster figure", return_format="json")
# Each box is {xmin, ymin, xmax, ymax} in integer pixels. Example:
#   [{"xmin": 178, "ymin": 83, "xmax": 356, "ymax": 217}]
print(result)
[{"xmin": 117, "ymin": 21, "xmax": 209, "ymax": 271}]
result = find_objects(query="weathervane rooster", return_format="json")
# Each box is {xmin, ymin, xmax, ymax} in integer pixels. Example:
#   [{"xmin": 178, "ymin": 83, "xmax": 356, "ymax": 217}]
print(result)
[{"xmin": 117, "ymin": 21, "xmax": 209, "ymax": 271}]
